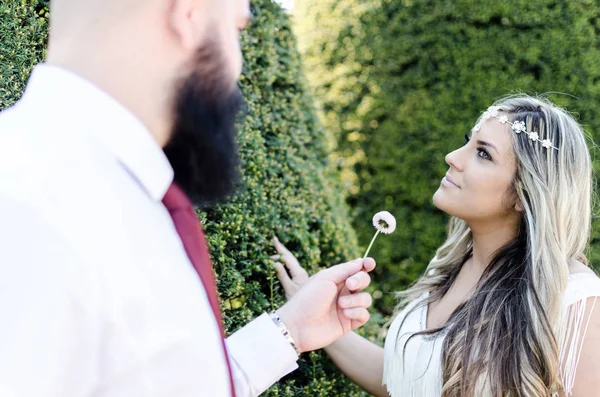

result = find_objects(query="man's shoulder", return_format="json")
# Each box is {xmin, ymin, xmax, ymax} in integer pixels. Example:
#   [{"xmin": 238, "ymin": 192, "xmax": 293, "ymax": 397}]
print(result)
[
  {"xmin": 0, "ymin": 102, "xmax": 160, "ymax": 244},
  {"xmin": 0, "ymin": 106, "xmax": 142, "ymax": 262},
  {"xmin": 0, "ymin": 105, "xmax": 58, "ymax": 198},
  {"xmin": 0, "ymin": 103, "xmax": 117, "ymax": 197}
]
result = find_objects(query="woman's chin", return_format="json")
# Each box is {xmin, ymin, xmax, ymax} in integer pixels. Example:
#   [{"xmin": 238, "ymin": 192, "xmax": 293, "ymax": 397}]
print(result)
[
  {"xmin": 433, "ymin": 189, "xmax": 458, "ymax": 217},
  {"xmin": 432, "ymin": 188, "xmax": 446, "ymax": 209}
]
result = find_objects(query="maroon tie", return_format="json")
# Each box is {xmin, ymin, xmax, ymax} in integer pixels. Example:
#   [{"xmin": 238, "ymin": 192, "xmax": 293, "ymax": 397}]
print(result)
[{"xmin": 162, "ymin": 183, "xmax": 236, "ymax": 396}]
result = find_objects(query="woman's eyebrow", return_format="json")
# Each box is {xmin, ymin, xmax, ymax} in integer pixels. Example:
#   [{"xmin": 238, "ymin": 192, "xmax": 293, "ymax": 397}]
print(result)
[{"xmin": 477, "ymin": 140, "xmax": 499, "ymax": 154}]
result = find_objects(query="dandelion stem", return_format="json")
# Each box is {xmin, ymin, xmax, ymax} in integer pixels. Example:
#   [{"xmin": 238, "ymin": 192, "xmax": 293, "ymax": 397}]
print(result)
[{"xmin": 363, "ymin": 229, "xmax": 381, "ymax": 259}]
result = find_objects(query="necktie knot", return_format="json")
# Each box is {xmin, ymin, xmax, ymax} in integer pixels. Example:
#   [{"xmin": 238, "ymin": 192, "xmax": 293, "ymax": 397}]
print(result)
[{"xmin": 162, "ymin": 183, "xmax": 193, "ymax": 212}]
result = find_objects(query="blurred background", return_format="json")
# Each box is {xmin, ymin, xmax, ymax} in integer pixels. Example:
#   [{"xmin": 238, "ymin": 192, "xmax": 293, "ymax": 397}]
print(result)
[
  {"xmin": 2, "ymin": 0, "xmax": 600, "ymax": 395},
  {"xmin": 293, "ymin": 0, "xmax": 600, "ymax": 317}
]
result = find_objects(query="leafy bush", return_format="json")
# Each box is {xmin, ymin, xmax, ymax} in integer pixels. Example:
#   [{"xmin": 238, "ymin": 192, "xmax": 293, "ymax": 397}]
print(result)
[
  {"xmin": 297, "ymin": 0, "xmax": 600, "ymax": 314},
  {"xmin": 0, "ymin": 0, "xmax": 49, "ymax": 109}
]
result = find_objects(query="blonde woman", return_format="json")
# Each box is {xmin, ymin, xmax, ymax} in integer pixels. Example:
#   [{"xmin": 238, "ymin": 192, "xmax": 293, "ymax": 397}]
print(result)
[{"xmin": 273, "ymin": 95, "xmax": 600, "ymax": 396}]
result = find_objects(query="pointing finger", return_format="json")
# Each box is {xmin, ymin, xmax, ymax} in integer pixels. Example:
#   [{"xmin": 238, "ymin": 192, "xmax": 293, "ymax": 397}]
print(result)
[
  {"xmin": 273, "ymin": 236, "xmax": 305, "ymax": 278},
  {"xmin": 274, "ymin": 262, "xmax": 294, "ymax": 290}
]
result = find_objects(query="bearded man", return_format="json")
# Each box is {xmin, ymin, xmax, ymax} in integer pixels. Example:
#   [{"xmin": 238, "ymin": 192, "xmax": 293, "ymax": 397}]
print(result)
[{"xmin": 0, "ymin": 1, "xmax": 376, "ymax": 396}]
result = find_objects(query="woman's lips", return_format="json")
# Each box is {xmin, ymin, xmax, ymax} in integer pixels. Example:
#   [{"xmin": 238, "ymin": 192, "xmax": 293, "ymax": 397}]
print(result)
[{"xmin": 442, "ymin": 173, "xmax": 460, "ymax": 188}]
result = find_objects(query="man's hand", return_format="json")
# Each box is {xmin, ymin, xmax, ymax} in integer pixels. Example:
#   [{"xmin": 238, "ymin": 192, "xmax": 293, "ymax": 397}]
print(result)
[{"xmin": 276, "ymin": 256, "xmax": 376, "ymax": 354}]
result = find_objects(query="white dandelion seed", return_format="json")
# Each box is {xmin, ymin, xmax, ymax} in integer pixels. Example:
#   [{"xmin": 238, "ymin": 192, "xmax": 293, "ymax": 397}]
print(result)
[
  {"xmin": 372, "ymin": 211, "xmax": 397, "ymax": 234},
  {"xmin": 363, "ymin": 211, "xmax": 397, "ymax": 258}
]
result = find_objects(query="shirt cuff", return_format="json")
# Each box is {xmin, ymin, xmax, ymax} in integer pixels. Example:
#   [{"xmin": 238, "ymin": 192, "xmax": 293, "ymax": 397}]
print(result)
[{"xmin": 226, "ymin": 313, "xmax": 299, "ymax": 394}]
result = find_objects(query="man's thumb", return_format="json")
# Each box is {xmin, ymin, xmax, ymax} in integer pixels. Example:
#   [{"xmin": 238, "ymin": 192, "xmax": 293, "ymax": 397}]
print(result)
[{"xmin": 321, "ymin": 259, "xmax": 364, "ymax": 284}]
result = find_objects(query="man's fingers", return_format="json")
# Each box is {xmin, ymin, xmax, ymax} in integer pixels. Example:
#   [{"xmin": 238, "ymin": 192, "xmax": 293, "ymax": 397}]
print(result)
[
  {"xmin": 345, "ymin": 271, "xmax": 371, "ymax": 292},
  {"xmin": 338, "ymin": 292, "xmax": 372, "ymax": 310},
  {"xmin": 343, "ymin": 308, "xmax": 370, "ymax": 324},
  {"xmin": 363, "ymin": 257, "xmax": 376, "ymax": 272},
  {"xmin": 322, "ymin": 258, "xmax": 377, "ymax": 285},
  {"xmin": 322, "ymin": 259, "xmax": 365, "ymax": 284}
]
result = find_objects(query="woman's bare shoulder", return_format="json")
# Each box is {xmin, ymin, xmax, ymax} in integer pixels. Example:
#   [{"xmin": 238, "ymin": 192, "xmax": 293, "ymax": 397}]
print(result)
[{"xmin": 568, "ymin": 259, "xmax": 597, "ymax": 276}]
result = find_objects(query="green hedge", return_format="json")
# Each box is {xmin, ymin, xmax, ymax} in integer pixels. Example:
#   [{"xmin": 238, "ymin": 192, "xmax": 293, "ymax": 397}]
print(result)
[
  {"xmin": 0, "ymin": 1, "xmax": 48, "ymax": 109},
  {"xmin": 0, "ymin": 0, "xmax": 381, "ymax": 395},
  {"xmin": 298, "ymin": 0, "xmax": 600, "ymax": 315}
]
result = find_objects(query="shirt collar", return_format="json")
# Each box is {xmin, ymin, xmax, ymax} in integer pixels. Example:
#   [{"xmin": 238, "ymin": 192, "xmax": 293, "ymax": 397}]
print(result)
[{"xmin": 19, "ymin": 64, "xmax": 174, "ymax": 201}]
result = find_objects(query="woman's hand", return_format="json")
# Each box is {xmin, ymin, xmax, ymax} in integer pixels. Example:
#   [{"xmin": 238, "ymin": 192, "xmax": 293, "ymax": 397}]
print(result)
[
  {"xmin": 271, "ymin": 236, "xmax": 377, "ymax": 354},
  {"xmin": 271, "ymin": 236, "xmax": 310, "ymax": 300}
]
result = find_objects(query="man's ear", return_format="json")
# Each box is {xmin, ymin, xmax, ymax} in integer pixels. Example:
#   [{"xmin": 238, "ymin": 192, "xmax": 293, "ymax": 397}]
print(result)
[{"xmin": 168, "ymin": 0, "xmax": 206, "ymax": 53}]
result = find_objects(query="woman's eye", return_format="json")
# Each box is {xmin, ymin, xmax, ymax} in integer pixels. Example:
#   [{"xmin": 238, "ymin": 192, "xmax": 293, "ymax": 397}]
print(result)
[
  {"xmin": 464, "ymin": 133, "xmax": 471, "ymax": 144},
  {"xmin": 477, "ymin": 148, "xmax": 492, "ymax": 161}
]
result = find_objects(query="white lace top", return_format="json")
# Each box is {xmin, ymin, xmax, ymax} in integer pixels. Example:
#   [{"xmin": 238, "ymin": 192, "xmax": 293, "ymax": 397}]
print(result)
[{"xmin": 383, "ymin": 272, "xmax": 600, "ymax": 396}]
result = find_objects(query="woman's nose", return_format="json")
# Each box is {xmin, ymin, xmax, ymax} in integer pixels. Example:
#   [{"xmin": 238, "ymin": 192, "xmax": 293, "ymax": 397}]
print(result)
[{"xmin": 445, "ymin": 148, "xmax": 463, "ymax": 171}]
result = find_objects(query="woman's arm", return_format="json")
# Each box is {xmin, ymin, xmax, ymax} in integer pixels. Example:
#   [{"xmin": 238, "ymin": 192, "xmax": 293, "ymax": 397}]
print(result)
[
  {"xmin": 324, "ymin": 331, "xmax": 388, "ymax": 397},
  {"xmin": 271, "ymin": 237, "xmax": 389, "ymax": 397}
]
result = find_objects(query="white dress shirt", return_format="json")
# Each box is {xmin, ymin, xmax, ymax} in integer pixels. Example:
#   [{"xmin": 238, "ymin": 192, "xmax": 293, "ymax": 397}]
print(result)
[{"xmin": 0, "ymin": 64, "xmax": 298, "ymax": 397}]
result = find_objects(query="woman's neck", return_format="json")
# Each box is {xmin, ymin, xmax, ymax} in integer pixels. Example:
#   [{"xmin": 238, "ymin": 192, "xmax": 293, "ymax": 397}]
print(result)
[{"xmin": 468, "ymin": 216, "xmax": 520, "ymax": 272}]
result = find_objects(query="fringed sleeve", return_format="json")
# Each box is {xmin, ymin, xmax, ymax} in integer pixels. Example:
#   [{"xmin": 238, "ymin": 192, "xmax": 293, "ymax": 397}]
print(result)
[{"xmin": 556, "ymin": 273, "xmax": 600, "ymax": 396}]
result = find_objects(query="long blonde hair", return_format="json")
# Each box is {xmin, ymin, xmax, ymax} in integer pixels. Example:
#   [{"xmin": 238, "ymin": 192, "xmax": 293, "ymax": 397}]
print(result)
[{"xmin": 395, "ymin": 95, "xmax": 593, "ymax": 395}]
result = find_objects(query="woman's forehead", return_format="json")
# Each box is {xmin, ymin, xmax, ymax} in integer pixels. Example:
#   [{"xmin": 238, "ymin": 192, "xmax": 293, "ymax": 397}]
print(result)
[
  {"xmin": 474, "ymin": 118, "xmax": 515, "ymax": 157},
  {"xmin": 476, "ymin": 118, "xmax": 510, "ymax": 142}
]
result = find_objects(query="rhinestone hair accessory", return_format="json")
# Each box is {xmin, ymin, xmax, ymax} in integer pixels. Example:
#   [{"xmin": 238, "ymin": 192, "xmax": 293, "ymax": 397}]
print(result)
[{"xmin": 473, "ymin": 106, "xmax": 558, "ymax": 150}]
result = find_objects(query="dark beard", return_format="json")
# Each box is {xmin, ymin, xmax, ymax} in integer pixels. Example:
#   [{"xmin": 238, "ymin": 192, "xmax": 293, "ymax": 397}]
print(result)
[{"xmin": 163, "ymin": 44, "xmax": 244, "ymax": 208}]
